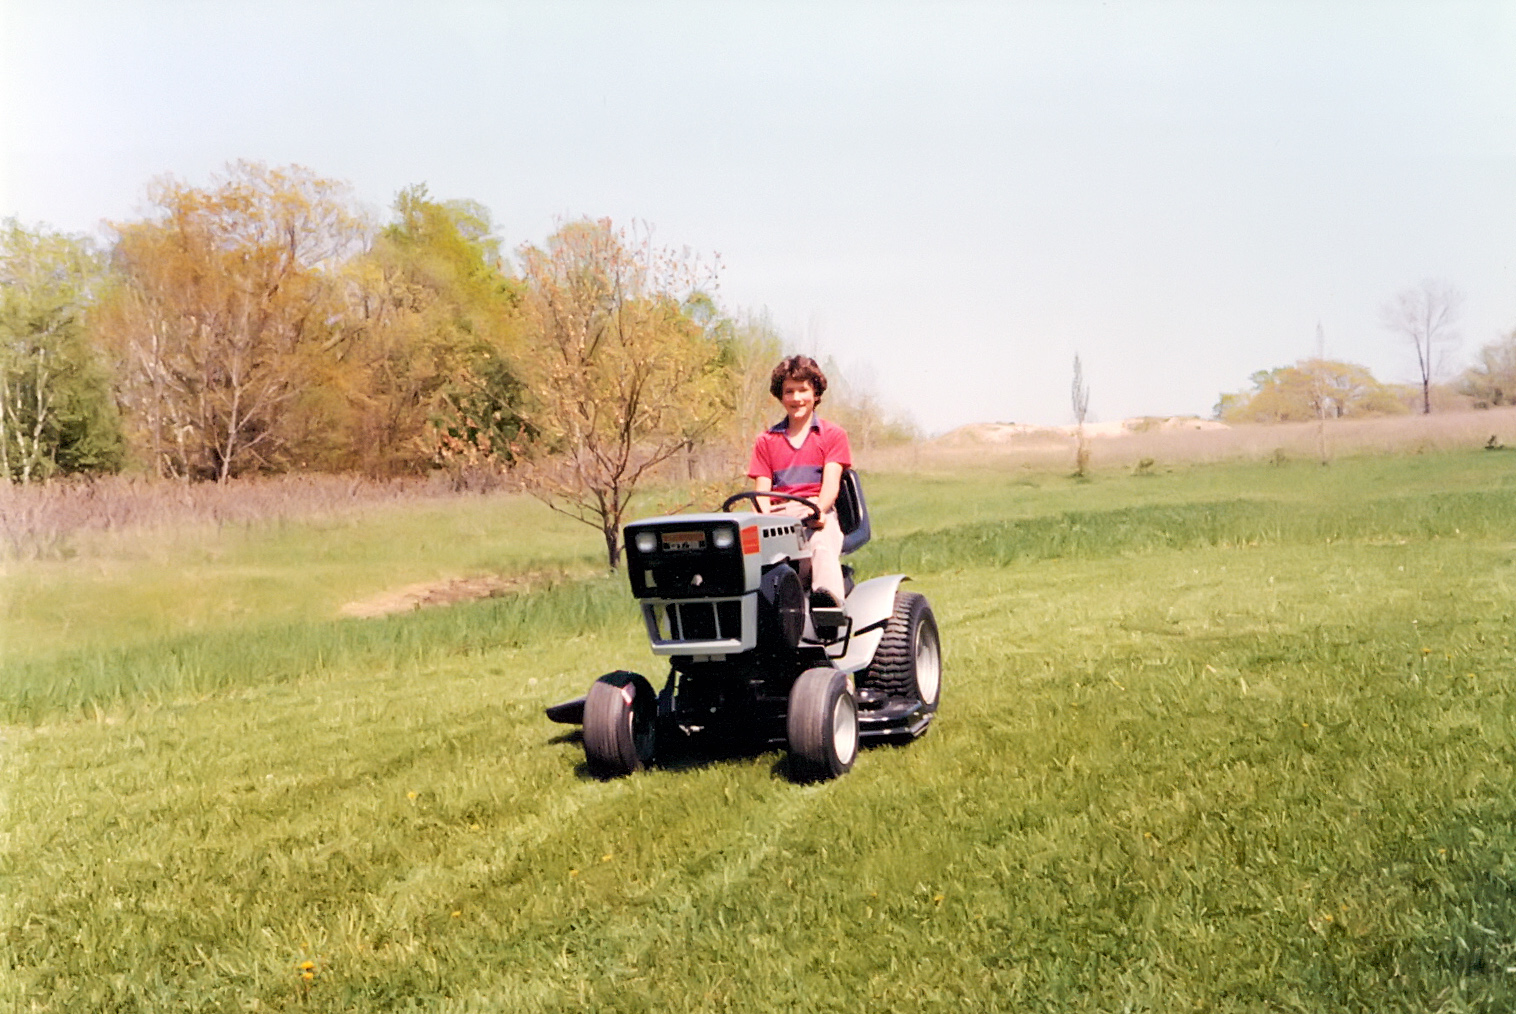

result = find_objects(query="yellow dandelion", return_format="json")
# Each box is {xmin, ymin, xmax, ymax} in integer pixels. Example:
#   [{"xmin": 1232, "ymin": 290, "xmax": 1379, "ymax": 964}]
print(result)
[
  {"xmin": 602, "ymin": 853, "xmax": 614, "ymax": 862},
  {"xmin": 406, "ymin": 791, "xmax": 418, "ymax": 800}
]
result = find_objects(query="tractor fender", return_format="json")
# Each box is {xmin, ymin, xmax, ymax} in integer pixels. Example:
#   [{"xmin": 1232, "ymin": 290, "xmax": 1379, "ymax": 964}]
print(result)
[{"xmin": 834, "ymin": 574, "xmax": 909, "ymax": 674}]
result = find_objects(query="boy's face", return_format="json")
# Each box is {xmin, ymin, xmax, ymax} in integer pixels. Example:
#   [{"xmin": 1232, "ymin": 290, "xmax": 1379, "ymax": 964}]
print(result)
[{"xmin": 780, "ymin": 378, "xmax": 817, "ymax": 423}]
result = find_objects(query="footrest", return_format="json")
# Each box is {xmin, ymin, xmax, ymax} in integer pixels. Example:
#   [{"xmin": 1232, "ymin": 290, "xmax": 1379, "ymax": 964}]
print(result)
[
  {"xmin": 811, "ymin": 606, "xmax": 846, "ymax": 627},
  {"xmin": 545, "ymin": 696, "xmax": 586, "ymax": 724}
]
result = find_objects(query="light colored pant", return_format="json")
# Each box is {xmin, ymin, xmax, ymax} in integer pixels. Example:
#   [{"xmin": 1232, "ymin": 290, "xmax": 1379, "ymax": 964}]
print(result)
[{"xmin": 770, "ymin": 502, "xmax": 846, "ymax": 603}]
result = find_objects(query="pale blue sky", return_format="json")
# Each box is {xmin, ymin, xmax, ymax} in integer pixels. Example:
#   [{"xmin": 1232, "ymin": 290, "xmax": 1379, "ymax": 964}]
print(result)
[{"xmin": 3, "ymin": 1, "xmax": 1513, "ymax": 432}]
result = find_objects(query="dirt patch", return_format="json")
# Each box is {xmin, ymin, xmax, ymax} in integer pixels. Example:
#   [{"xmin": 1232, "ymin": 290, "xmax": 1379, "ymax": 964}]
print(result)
[{"xmin": 339, "ymin": 574, "xmax": 539, "ymax": 618}]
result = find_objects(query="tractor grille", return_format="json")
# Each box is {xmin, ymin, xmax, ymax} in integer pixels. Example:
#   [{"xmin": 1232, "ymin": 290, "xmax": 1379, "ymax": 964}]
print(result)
[{"xmin": 651, "ymin": 599, "xmax": 743, "ymax": 644}]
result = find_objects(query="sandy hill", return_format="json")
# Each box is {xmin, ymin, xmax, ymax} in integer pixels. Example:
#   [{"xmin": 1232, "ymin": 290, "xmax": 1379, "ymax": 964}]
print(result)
[{"xmin": 939, "ymin": 417, "xmax": 1228, "ymax": 445}]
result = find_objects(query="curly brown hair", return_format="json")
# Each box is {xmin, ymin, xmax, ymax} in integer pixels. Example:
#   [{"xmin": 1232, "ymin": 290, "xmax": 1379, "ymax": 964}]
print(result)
[{"xmin": 768, "ymin": 355, "xmax": 828, "ymax": 402}]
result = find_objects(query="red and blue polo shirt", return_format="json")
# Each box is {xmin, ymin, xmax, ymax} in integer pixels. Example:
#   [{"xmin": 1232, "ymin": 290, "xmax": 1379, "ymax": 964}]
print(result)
[{"xmin": 746, "ymin": 417, "xmax": 853, "ymax": 498}]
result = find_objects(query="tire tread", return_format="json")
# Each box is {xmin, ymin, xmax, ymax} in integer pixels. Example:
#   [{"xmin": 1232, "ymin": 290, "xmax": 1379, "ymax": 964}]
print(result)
[{"xmin": 859, "ymin": 591, "xmax": 928, "ymax": 699}]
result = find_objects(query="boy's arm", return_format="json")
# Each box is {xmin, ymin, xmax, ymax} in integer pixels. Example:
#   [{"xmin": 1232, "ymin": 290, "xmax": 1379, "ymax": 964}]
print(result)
[
  {"xmin": 813, "ymin": 461, "xmax": 844, "ymax": 526},
  {"xmin": 753, "ymin": 475, "xmax": 773, "ymax": 513}
]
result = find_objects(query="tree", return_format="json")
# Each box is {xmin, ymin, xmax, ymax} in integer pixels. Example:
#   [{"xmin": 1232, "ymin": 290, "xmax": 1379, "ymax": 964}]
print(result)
[
  {"xmin": 515, "ymin": 218, "xmax": 726, "ymax": 568},
  {"xmin": 710, "ymin": 315, "xmax": 914, "ymax": 468},
  {"xmin": 1216, "ymin": 359, "xmax": 1407, "ymax": 423},
  {"xmin": 335, "ymin": 185, "xmax": 530, "ymax": 475},
  {"xmin": 1382, "ymin": 280, "xmax": 1462, "ymax": 415},
  {"xmin": 712, "ymin": 310, "xmax": 783, "ymax": 455},
  {"xmin": 813, "ymin": 355, "xmax": 916, "ymax": 453},
  {"xmin": 1071, "ymin": 353, "xmax": 1091, "ymax": 477},
  {"xmin": 1459, "ymin": 330, "xmax": 1516, "ymax": 408},
  {"xmin": 1310, "ymin": 323, "xmax": 1328, "ymax": 464},
  {"xmin": 99, "ymin": 162, "xmax": 367, "ymax": 480},
  {"xmin": 0, "ymin": 219, "xmax": 124, "ymax": 481}
]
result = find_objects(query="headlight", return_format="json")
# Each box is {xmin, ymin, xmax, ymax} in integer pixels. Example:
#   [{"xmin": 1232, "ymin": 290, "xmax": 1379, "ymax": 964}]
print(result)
[
  {"xmin": 633, "ymin": 531, "xmax": 658, "ymax": 554},
  {"xmin": 712, "ymin": 526, "xmax": 735, "ymax": 550}
]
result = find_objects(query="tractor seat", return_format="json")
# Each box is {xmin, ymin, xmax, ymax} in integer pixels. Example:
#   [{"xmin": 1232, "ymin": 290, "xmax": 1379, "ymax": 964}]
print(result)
[{"xmin": 835, "ymin": 468, "xmax": 871, "ymax": 555}]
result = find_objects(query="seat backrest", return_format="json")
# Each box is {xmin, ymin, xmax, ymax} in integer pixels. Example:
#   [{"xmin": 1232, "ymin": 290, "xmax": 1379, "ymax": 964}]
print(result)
[{"xmin": 835, "ymin": 468, "xmax": 871, "ymax": 555}]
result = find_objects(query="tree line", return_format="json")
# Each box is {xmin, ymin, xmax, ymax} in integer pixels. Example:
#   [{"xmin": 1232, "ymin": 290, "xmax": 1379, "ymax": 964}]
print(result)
[
  {"xmin": 0, "ymin": 160, "xmax": 912, "ymax": 564},
  {"xmin": 1217, "ymin": 281, "xmax": 1516, "ymax": 423}
]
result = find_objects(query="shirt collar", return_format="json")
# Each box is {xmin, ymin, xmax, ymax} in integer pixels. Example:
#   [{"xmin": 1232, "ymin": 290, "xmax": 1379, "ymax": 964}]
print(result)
[{"xmin": 769, "ymin": 416, "xmax": 822, "ymax": 433}]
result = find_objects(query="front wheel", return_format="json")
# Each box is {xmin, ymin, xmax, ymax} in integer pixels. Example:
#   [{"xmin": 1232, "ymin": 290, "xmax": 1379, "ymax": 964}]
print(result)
[
  {"xmin": 583, "ymin": 671, "xmax": 656, "ymax": 776},
  {"xmin": 787, "ymin": 667, "xmax": 858, "ymax": 781}
]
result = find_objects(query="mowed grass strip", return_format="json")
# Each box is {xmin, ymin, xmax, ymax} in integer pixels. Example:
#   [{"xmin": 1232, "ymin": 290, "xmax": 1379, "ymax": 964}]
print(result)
[{"xmin": 3, "ymin": 452, "xmax": 1516, "ymax": 1011}]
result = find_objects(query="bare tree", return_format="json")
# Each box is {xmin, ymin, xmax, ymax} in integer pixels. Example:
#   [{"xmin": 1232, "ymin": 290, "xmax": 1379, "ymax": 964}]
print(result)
[
  {"xmin": 515, "ymin": 219, "xmax": 725, "ymax": 568},
  {"xmin": 1381, "ymin": 280, "xmax": 1462, "ymax": 415},
  {"xmin": 1071, "ymin": 353, "xmax": 1090, "ymax": 477},
  {"xmin": 1311, "ymin": 322, "xmax": 1328, "ymax": 464}
]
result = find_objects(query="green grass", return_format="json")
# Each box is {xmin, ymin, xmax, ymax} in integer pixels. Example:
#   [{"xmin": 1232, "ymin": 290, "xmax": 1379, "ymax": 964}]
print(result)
[{"xmin": 4, "ymin": 453, "xmax": 1516, "ymax": 1011}]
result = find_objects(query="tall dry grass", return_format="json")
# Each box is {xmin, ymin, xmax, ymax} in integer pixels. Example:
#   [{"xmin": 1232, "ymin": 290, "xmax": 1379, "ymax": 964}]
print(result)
[
  {"xmin": 866, "ymin": 406, "xmax": 1516, "ymax": 473},
  {"xmin": 0, "ymin": 473, "xmax": 504, "ymax": 559}
]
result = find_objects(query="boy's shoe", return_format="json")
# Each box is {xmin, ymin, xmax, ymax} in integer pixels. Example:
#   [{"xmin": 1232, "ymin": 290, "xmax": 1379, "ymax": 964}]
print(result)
[{"xmin": 809, "ymin": 590, "xmax": 847, "ymax": 637}]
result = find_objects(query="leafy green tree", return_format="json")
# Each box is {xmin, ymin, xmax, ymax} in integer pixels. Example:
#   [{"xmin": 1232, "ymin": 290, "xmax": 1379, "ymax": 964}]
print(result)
[
  {"xmin": 334, "ymin": 185, "xmax": 530, "ymax": 475},
  {"xmin": 1460, "ymin": 330, "xmax": 1516, "ymax": 408},
  {"xmin": 515, "ymin": 218, "xmax": 725, "ymax": 568},
  {"xmin": 0, "ymin": 219, "xmax": 124, "ymax": 481},
  {"xmin": 1217, "ymin": 359, "xmax": 1408, "ymax": 423}
]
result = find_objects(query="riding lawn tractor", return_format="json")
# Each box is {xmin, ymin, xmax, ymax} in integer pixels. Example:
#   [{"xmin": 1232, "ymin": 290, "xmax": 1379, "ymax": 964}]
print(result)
[{"xmin": 545, "ymin": 470, "xmax": 941, "ymax": 781}]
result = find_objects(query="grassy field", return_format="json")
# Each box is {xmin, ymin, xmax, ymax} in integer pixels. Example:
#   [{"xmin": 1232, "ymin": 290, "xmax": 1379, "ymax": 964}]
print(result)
[{"xmin": 4, "ymin": 452, "xmax": 1516, "ymax": 1011}]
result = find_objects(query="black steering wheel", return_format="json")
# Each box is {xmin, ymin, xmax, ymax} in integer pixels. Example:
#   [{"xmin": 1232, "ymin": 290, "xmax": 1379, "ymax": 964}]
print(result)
[{"xmin": 720, "ymin": 490, "xmax": 821, "ymax": 522}]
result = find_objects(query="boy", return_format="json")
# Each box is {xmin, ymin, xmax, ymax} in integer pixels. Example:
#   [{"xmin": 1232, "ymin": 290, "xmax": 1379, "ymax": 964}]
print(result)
[{"xmin": 746, "ymin": 355, "xmax": 852, "ymax": 609}]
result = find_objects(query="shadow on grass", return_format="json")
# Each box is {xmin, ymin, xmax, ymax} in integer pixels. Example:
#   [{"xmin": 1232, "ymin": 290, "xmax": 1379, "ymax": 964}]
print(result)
[
  {"xmin": 546, "ymin": 723, "xmax": 796, "ymax": 782},
  {"xmin": 550, "ymin": 725, "xmax": 912, "ymax": 785}
]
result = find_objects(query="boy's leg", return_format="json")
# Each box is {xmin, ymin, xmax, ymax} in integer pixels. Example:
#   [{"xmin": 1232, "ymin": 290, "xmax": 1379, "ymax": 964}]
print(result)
[
  {"xmin": 769, "ymin": 501, "xmax": 847, "ymax": 603},
  {"xmin": 806, "ymin": 511, "xmax": 846, "ymax": 605}
]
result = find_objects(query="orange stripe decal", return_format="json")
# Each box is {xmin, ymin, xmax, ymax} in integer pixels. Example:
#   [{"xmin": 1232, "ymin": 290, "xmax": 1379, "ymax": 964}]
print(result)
[{"xmin": 740, "ymin": 525, "xmax": 760, "ymax": 554}]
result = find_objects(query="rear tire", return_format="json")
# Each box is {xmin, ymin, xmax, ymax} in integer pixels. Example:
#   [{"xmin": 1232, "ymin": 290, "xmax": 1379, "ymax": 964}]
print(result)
[
  {"xmin": 859, "ymin": 591, "xmax": 941, "ymax": 713},
  {"xmin": 787, "ymin": 667, "xmax": 858, "ymax": 781},
  {"xmin": 583, "ymin": 671, "xmax": 656, "ymax": 776}
]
